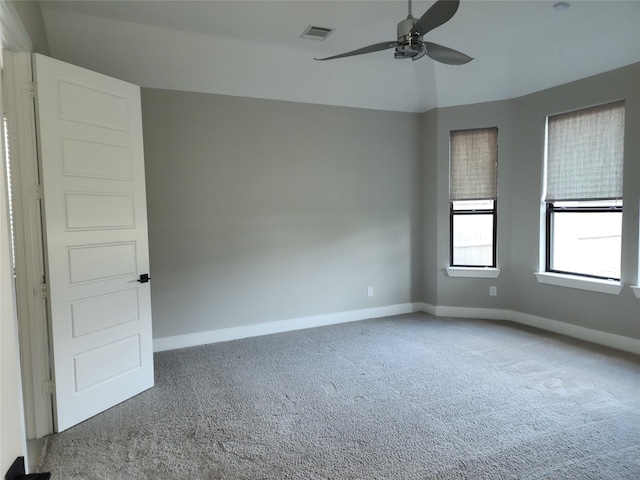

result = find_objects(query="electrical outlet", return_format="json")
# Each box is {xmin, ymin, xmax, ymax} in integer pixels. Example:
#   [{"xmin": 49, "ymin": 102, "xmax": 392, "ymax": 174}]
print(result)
[
  {"xmin": 489, "ymin": 286, "xmax": 497, "ymax": 297},
  {"xmin": 367, "ymin": 287, "xmax": 374, "ymax": 297}
]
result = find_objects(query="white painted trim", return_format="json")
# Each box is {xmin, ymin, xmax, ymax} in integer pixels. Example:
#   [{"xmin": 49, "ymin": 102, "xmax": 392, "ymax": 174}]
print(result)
[
  {"xmin": 426, "ymin": 305, "xmax": 639, "ymax": 355},
  {"xmin": 1, "ymin": 2, "xmax": 32, "ymax": 473},
  {"xmin": 417, "ymin": 302, "xmax": 436, "ymax": 315},
  {"xmin": 510, "ymin": 310, "xmax": 639, "ymax": 354},
  {"xmin": 3, "ymin": 52, "xmax": 53, "ymax": 439},
  {"xmin": 445, "ymin": 267, "xmax": 501, "ymax": 278},
  {"xmin": 155, "ymin": 301, "xmax": 639, "ymax": 356},
  {"xmin": 534, "ymin": 272, "xmax": 623, "ymax": 295},
  {"xmin": 0, "ymin": 1, "xmax": 32, "ymax": 52},
  {"xmin": 434, "ymin": 305, "xmax": 510, "ymax": 320},
  {"xmin": 631, "ymin": 286, "xmax": 640, "ymax": 299},
  {"xmin": 153, "ymin": 303, "xmax": 422, "ymax": 352}
]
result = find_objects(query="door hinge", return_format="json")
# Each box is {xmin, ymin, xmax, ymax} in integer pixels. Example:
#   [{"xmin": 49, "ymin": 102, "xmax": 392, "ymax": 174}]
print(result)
[
  {"xmin": 23, "ymin": 81, "xmax": 37, "ymax": 98},
  {"xmin": 41, "ymin": 379, "xmax": 54, "ymax": 395},
  {"xmin": 34, "ymin": 283, "xmax": 48, "ymax": 298}
]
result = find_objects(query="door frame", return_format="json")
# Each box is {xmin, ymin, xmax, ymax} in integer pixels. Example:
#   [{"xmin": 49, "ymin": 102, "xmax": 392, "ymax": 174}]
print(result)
[
  {"xmin": 3, "ymin": 50, "xmax": 54, "ymax": 438},
  {"xmin": 1, "ymin": 0, "xmax": 45, "ymax": 472}
]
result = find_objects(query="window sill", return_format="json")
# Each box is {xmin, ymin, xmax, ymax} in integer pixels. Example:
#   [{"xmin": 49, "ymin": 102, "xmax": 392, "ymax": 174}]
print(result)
[
  {"xmin": 534, "ymin": 272, "xmax": 623, "ymax": 295},
  {"xmin": 631, "ymin": 286, "xmax": 640, "ymax": 299},
  {"xmin": 446, "ymin": 267, "xmax": 501, "ymax": 279}
]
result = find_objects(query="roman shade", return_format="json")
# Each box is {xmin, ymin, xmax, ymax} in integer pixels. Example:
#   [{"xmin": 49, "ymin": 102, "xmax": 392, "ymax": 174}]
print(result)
[
  {"xmin": 450, "ymin": 127, "xmax": 498, "ymax": 201},
  {"xmin": 545, "ymin": 101, "xmax": 625, "ymax": 202}
]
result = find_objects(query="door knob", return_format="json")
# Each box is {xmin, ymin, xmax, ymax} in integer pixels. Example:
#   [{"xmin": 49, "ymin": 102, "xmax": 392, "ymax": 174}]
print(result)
[{"xmin": 137, "ymin": 274, "xmax": 150, "ymax": 283}]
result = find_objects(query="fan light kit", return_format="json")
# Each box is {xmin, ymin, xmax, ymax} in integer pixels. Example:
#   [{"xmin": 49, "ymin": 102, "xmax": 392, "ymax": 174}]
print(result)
[{"xmin": 314, "ymin": 0, "xmax": 472, "ymax": 65}]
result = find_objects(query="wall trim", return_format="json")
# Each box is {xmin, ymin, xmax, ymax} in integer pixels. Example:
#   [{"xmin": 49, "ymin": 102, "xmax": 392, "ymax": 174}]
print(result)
[
  {"xmin": 1, "ymin": 4, "xmax": 32, "ymax": 473},
  {"xmin": 425, "ymin": 303, "xmax": 639, "ymax": 355},
  {"xmin": 445, "ymin": 267, "xmax": 501, "ymax": 278},
  {"xmin": 507, "ymin": 310, "xmax": 639, "ymax": 354},
  {"xmin": 0, "ymin": 1, "xmax": 32, "ymax": 52},
  {"xmin": 154, "ymin": 301, "xmax": 639, "ymax": 355},
  {"xmin": 3, "ymin": 52, "xmax": 53, "ymax": 440},
  {"xmin": 153, "ymin": 303, "xmax": 422, "ymax": 352},
  {"xmin": 534, "ymin": 272, "xmax": 623, "ymax": 295},
  {"xmin": 433, "ymin": 304, "xmax": 511, "ymax": 320}
]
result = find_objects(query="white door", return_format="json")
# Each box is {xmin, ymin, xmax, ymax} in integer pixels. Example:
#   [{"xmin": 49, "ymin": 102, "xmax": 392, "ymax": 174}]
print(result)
[{"xmin": 33, "ymin": 54, "xmax": 154, "ymax": 432}]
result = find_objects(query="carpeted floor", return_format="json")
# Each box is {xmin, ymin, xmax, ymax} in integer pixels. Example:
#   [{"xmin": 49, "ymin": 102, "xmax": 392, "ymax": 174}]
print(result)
[{"xmin": 38, "ymin": 313, "xmax": 640, "ymax": 479}]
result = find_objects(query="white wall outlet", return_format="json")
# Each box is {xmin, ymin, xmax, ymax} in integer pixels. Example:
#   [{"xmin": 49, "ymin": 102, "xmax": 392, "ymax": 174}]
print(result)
[
  {"xmin": 367, "ymin": 287, "xmax": 374, "ymax": 297},
  {"xmin": 489, "ymin": 286, "xmax": 497, "ymax": 297}
]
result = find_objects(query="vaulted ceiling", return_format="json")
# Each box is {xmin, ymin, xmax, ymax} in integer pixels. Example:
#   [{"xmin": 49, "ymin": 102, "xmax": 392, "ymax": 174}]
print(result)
[{"xmin": 40, "ymin": 0, "xmax": 640, "ymax": 113}]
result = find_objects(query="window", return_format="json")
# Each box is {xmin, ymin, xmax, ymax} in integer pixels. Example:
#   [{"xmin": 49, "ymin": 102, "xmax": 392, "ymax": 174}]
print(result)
[
  {"xmin": 449, "ymin": 127, "xmax": 498, "ymax": 267},
  {"xmin": 544, "ymin": 101, "xmax": 625, "ymax": 280}
]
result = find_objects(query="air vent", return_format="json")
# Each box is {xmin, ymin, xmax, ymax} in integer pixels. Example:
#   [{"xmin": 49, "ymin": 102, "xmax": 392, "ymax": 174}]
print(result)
[{"xmin": 300, "ymin": 25, "xmax": 334, "ymax": 41}]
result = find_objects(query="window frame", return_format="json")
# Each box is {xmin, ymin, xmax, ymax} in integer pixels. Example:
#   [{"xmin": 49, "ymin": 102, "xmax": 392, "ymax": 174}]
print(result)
[
  {"xmin": 542, "ymin": 100, "xmax": 625, "ymax": 283},
  {"xmin": 545, "ymin": 200, "xmax": 623, "ymax": 281},
  {"xmin": 448, "ymin": 126, "xmax": 499, "ymax": 269},
  {"xmin": 450, "ymin": 199, "xmax": 497, "ymax": 268}
]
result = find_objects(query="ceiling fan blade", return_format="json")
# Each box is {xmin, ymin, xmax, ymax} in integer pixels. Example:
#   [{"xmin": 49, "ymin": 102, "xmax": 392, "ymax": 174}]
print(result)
[
  {"xmin": 314, "ymin": 41, "xmax": 398, "ymax": 61},
  {"xmin": 412, "ymin": 0, "xmax": 460, "ymax": 37},
  {"xmin": 423, "ymin": 41, "xmax": 472, "ymax": 65}
]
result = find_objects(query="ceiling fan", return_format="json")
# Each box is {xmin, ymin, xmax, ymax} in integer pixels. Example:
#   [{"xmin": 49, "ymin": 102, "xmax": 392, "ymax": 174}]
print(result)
[{"xmin": 314, "ymin": 0, "xmax": 472, "ymax": 65}]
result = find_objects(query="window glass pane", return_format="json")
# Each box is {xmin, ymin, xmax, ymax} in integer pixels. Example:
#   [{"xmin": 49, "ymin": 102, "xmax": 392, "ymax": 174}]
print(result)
[
  {"xmin": 551, "ymin": 210, "xmax": 622, "ymax": 279},
  {"xmin": 452, "ymin": 213, "xmax": 494, "ymax": 266}
]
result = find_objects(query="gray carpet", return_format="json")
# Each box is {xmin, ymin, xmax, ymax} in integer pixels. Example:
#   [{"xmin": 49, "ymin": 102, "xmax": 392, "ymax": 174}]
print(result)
[{"xmin": 38, "ymin": 313, "xmax": 640, "ymax": 479}]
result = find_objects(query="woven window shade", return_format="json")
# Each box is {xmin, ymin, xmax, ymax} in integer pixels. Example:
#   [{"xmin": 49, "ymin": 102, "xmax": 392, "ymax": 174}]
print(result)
[
  {"xmin": 450, "ymin": 127, "xmax": 498, "ymax": 201},
  {"xmin": 545, "ymin": 101, "xmax": 625, "ymax": 202}
]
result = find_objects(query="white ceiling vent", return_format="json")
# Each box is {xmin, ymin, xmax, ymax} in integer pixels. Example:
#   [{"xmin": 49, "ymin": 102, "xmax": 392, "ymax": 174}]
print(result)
[{"xmin": 300, "ymin": 25, "xmax": 334, "ymax": 41}]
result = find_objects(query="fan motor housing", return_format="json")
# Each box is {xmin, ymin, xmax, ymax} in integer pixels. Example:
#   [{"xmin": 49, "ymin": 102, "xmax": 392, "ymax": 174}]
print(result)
[
  {"xmin": 397, "ymin": 16, "xmax": 416, "ymax": 38},
  {"xmin": 395, "ymin": 16, "xmax": 422, "ymax": 59}
]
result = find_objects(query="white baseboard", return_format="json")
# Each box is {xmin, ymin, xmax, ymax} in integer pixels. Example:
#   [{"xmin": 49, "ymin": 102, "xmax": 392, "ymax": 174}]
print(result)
[
  {"xmin": 434, "ymin": 305, "xmax": 511, "ymax": 320},
  {"xmin": 417, "ymin": 302, "xmax": 436, "ymax": 315},
  {"xmin": 507, "ymin": 310, "xmax": 639, "ymax": 355},
  {"xmin": 154, "ymin": 302, "xmax": 639, "ymax": 355},
  {"xmin": 423, "ymin": 304, "xmax": 639, "ymax": 355},
  {"xmin": 153, "ymin": 303, "xmax": 422, "ymax": 352}
]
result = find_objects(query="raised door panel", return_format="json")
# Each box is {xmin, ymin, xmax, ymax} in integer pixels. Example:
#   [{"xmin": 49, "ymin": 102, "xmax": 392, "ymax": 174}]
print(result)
[{"xmin": 34, "ymin": 53, "xmax": 154, "ymax": 432}]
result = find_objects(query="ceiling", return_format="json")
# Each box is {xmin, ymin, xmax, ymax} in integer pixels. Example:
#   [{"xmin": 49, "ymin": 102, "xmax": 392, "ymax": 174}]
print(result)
[{"xmin": 39, "ymin": 0, "xmax": 640, "ymax": 113}]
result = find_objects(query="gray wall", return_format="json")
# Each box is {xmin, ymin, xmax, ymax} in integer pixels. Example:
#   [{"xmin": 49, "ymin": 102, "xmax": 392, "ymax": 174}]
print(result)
[
  {"xmin": 425, "ymin": 99, "xmax": 515, "ymax": 309},
  {"xmin": 141, "ymin": 89, "xmax": 422, "ymax": 339},
  {"xmin": 425, "ymin": 63, "xmax": 640, "ymax": 339},
  {"xmin": 421, "ymin": 109, "xmax": 438, "ymax": 306},
  {"xmin": 144, "ymin": 64, "xmax": 639, "ymax": 342},
  {"xmin": 509, "ymin": 63, "xmax": 640, "ymax": 338}
]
